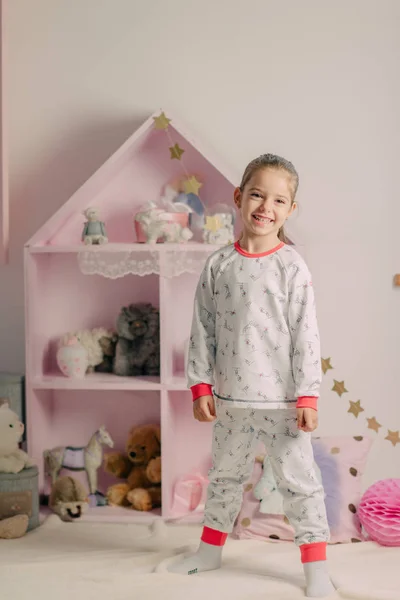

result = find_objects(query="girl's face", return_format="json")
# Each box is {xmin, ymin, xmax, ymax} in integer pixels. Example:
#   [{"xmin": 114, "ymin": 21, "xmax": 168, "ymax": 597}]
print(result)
[{"xmin": 234, "ymin": 168, "xmax": 296, "ymax": 242}]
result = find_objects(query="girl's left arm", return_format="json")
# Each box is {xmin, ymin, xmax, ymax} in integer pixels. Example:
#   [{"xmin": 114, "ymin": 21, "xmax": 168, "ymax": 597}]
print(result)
[{"xmin": 288, "ymin": 262, "xmax": 322, "ymax": 411}]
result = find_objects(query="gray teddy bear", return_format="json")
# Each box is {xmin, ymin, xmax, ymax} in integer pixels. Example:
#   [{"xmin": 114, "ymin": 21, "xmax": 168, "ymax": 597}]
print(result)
[{"xmin": 113, "ymin": 303, "xmax": 160, "ymax": 377}]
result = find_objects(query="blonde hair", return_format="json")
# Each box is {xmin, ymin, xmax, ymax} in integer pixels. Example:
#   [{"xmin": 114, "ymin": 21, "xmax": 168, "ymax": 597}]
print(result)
[{"xmin": 239, "ymin": 154, "xmax": 299, "ymax": 243}]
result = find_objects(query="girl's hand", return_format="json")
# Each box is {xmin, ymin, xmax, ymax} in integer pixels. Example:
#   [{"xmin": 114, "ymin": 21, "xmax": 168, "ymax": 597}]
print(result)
[
  {"xmin": 297, "ymin": 407, "xmax": 318, "ymax": 432},
  {"xmin": 193, "ymin": 395, "xmax": 216, "ymax": 422}
]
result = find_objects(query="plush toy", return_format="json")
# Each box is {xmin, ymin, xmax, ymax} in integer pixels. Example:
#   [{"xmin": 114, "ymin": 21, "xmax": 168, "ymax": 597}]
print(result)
[
  {"xmin": 254, "ymin": 453, "xmax": 324, "ymax": 515},
  {"xmin": 59, "ymin": 328, "xmax": 117, "ymax": 374},
  {"xmin": 0, "ymin": 403, "xmax": 33, "ymax": 539},
  {"xmin": 103, "ymin": 424, "xmax": 161, "ymax": 511},
  {"xmin": 0, "ymin": 403, "xmax": 34, "ymax": 474},
  {"xmin": 254, "ymin": 454, "xmax": 285, "ymax": 515},
  {"xmin": 113, "ymin": 303, "xmax": 160, "ymax": 377},
  {"xmin": 95, "ymin": 333, "xmax": 118, "ymax": 373},
  {"xmin": 135, "ymin": 205, "xmax": 193, "ymax": 243},
  {"xmin": 0, "ymin": 514, "xmax": 29, "ymax": 539},
  {"xmin": 202, "ymin": 213, "xmax": 234, "ymax": 245},
  {"xmin": 82, "ymin": 207, "xmax": 108, "ymax": 245},
  {"xmin": 56, "ymin": 336, "xmax": 89, "ymax": 379},
  {"xmin": 44, "ymin": 425, "xmax": 114, "ymax": 507},
  {"xmin": 49, "ymin": 476, "xmax": 89, "ymax": 522}
]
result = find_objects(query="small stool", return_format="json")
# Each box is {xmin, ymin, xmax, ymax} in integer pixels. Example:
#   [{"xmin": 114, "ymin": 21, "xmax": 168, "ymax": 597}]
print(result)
[{"xmin": 0, "ymin": 466, "xmax": 40, "ymax": 531}]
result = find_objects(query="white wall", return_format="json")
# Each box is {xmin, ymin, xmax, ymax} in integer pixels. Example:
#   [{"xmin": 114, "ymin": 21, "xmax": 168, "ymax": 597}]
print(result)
[{"xmin": 3, "ymin": 0, "xmax": 400, "ymax": 487}]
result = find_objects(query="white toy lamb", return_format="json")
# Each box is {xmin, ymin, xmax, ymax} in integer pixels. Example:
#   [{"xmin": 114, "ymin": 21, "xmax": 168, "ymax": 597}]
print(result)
[
  {"xmin": 59, "ymin": 327, "xmax": 116, "ymax": 373},
  {"xmin": 0, "ymin": 403, "xmax": 34, "ymax": 474}
]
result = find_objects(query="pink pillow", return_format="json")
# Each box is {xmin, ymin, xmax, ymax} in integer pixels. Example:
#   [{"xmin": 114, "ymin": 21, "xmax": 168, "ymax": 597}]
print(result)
[{"xmin": 233, "ymin": 435, "xmax": 373, "ymax": 544}]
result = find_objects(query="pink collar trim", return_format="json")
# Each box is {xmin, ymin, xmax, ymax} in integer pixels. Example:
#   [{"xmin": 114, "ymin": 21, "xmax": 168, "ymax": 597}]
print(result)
[{"xmin": 234, "ymin": 240, "xmax": 284, "ymax": 258}]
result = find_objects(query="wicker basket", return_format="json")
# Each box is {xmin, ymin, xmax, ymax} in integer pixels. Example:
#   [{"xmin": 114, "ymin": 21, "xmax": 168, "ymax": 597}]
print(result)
[{"xmin": 0, "ymin": 466, "xmax": 39, "ymax": 531}]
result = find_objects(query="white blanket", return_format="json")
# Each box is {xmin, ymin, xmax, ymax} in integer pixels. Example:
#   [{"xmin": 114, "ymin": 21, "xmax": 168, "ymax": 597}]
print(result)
[{"xmin": 0, "ymin": 515, "xmax": 398, "ymax": 600}]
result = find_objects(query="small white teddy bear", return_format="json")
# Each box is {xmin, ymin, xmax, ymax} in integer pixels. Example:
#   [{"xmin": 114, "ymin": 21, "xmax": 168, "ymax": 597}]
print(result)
[
  {"xmin": 0, "ymin": 403, "xmax": 34, "ymax": 474},
  {"xmin": 82, "ymin": 207, "xmax": 108, "ymax": 245}
]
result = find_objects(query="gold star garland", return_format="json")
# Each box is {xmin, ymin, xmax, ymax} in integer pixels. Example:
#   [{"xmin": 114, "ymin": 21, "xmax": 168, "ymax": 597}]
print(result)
[
  {"xmin": 152, "ymin": 110, "xmax": 203, "ymax": 201},
  {"xmin": 322, "ymin": 357, "xmax": 399, "ymax": 447},
  {"xmin": 153, "ymin": 112, "xmax": 399, "ymax": 447}
]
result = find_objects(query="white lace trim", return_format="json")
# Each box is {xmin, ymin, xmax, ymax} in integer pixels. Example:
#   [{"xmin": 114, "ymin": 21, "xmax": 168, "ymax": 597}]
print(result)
[{"xmin": 77, "ymin": 247, "xmax": 215, "ymax": 278}]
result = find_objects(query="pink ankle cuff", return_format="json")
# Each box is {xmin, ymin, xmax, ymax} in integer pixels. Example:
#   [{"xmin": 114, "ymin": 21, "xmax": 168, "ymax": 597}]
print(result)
[
  {"xmin": 300, "ymin": 542, "xmax": 327, "ymax": 563},
  {"xmin": 201, "ymin": 526, "xmax": 228, "ymax": 546}
]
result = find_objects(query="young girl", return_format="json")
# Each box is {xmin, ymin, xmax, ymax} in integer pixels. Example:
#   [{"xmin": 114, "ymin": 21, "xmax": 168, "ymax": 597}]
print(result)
[{"xmin": 168, "ymin": 154, "xmax": 335, "ymax": 598}]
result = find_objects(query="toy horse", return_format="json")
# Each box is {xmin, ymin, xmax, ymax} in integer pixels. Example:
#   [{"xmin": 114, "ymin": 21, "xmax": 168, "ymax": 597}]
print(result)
[{"xmin": 44, "ymin": 425, "xmax": 114, "ymax": 507}]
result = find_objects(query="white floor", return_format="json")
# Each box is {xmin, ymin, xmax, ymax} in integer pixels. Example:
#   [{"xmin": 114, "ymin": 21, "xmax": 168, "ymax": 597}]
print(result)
[{"xmin": 0, "ymin": 516, "xmax": 398, "ymax": 600}]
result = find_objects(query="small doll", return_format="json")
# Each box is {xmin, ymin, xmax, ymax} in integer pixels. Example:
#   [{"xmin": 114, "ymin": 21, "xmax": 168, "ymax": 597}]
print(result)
[{"xmin": 82, "ymin": 207, "xmax": 108, "ymax": 245}]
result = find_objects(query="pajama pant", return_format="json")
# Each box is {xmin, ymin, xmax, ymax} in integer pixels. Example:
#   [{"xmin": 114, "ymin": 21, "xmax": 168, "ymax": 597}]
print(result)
[{"xmin": 203, "ymin": 399, "xmax": 330, "ymax": 557}]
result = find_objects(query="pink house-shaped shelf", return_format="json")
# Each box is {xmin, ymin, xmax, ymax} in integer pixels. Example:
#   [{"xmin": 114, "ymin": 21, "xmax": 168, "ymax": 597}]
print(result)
[{"xmin": 24, "ymin": 110, "xmax": 238, "ymax": 521}]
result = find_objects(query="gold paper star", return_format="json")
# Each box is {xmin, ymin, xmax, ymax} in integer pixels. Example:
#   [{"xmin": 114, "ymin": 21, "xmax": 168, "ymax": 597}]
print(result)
[
  {"xmin": 153, "ymin": 112, "xmax": 171, "ymax": 130},
  {"xmin": 348, "ymin": 400, "xmax": 364, "ymax": 418},
  {"xmin": 367, "ymin": 417, "xmax": 382, "ymax": 433},
  {"xmin": 183, "ymin": 176, "xmax": 202, "ymax": 195},
  {"xmin": 321, "ymin": 357, "xmax": 333, "ymax": 375},
  {"xmin": 332, "ymin": 380, "xmax": 348, "ymax": 397},
  {"xmin": 385, "ymin": 430, "xmax": 400, "ymax": 447},
  {"xmin": 169, "ymin": 143, "xmax": 185, "ymax": 160},
  {"xmin": 204, "ymin": 216, "xmax": 222, "ymax": 232}
]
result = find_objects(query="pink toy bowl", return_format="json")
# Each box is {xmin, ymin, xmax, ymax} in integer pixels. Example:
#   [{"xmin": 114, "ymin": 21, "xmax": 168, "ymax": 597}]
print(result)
[
  {"xmin": 134, "ymin": 212, "xmax": 189, "ymax": 243},
  {"xmin": 358, "ymin": 479, "xmax": 400, "ymax": 546}
]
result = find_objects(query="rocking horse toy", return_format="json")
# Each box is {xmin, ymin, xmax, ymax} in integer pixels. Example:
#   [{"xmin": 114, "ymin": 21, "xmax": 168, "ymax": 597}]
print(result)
[{"xmin": 43, "ymin": 425, "xmax": 114, "ymax": 507}]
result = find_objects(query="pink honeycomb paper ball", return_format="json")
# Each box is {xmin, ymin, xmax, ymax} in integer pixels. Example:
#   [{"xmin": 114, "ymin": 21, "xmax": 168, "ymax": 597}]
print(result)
[{"xmin": 358, "ymin": 479, "xmax": 400, "ymax": 546}]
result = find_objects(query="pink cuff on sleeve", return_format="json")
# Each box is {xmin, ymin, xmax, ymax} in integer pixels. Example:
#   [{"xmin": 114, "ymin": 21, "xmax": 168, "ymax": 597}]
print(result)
[
  {"xmin": 191, "ymin": 383, "xmax": 213, "ymax": 402},
  {"xmin": 300, "ymin": 541, "xmax": 327, "ymax": 563},
  {"xmin": 296, "ymin": 396, "xmax": 318, "ymax": 410}
]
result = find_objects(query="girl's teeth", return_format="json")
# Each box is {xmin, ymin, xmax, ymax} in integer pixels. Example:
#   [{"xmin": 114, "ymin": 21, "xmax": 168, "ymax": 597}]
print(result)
[{"xmin": 253, "ymin": 215, "xmax": 272, "ymax": 223}]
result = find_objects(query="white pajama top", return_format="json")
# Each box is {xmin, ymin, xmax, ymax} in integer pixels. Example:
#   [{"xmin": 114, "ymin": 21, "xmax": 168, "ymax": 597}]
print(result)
[{"xmin": 187, "ymin": 241, "xmax": 321, "ymax": 410}]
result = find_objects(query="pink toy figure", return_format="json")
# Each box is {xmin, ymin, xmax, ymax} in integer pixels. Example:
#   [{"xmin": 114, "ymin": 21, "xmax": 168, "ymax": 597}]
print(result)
[
  {"xmin": 359, "ymin": 479, "xmax": 400, "ymax": 546},
  {"xmin": 56, "ymin": 336, "xmax": 89, "ymax": 379}
]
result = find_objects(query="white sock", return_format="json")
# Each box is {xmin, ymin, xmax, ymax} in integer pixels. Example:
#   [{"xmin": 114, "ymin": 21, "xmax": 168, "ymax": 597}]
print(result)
[
  {"xmin": 167, "ymin": 540, "xmax": 223, "ymax": 575},
  {"xmin": 303, "ymin": 561, "xmax": 335, "ymax": 598}
]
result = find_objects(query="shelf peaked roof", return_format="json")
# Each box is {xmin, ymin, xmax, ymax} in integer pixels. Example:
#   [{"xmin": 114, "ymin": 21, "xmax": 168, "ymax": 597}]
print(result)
[{"xmin": 26, "ymin": 110, "xmax": 239, "ymax": 247}]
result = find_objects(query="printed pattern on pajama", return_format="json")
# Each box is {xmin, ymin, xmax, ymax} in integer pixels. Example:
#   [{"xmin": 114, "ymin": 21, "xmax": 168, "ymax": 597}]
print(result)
[
  {"xmin": 204, "ymin": 399, "xmax": 330, "ymax": 547},
  {"xmin": 187, "ymin": 242, "xmax": 322, "ymax": 409}
]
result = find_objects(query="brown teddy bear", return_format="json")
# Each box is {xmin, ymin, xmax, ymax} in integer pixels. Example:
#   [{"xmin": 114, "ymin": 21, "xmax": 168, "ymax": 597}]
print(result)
[{"xmin": 103, "ymin": 424, "xmax": 161, "ymax": 511}]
